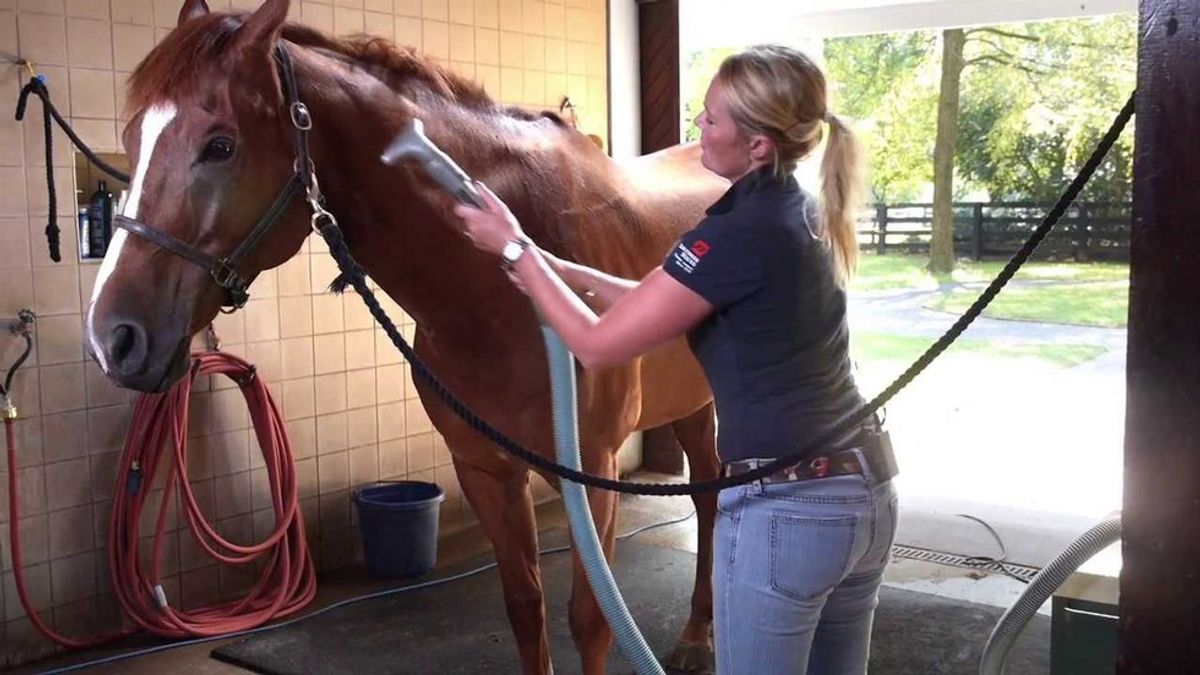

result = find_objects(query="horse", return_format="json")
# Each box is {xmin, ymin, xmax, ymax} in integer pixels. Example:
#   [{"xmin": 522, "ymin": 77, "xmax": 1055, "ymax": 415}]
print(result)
[{"xmin": 83, "ymin": 1, "xmax": 728, "ymax": 672}]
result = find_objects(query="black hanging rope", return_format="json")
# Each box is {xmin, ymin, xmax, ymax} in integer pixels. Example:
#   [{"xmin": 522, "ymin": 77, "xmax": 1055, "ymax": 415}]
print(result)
[
  {"xmin": 320, "ymin": 91, "xmax": 1134, "ymax": 497},
  {"xmin": 15, "ymin": 74, "xmax": 131, "ymax": 263}
]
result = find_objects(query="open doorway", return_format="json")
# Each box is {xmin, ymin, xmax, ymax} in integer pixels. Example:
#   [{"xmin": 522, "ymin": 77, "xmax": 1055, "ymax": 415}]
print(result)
[{"xmin": 679, "ymin": 0, "xmax": 1136, "ymax": 608}]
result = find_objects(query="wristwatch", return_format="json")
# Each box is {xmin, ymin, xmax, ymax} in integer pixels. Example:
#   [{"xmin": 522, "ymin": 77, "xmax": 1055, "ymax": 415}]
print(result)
[{"xmin": 500, "ymin": 239, "xmax": 531, "ymax": 268}]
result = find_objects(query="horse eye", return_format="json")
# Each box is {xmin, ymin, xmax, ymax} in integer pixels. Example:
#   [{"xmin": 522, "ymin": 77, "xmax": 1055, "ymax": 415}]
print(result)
[{"xmin": 200, "ymin": 137, "xmax": 235, "ymax": 163}]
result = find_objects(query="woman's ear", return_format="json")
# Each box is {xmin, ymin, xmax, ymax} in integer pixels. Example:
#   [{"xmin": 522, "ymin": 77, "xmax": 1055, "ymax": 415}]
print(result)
[{"xmin": 748, "ymin": 134, "xmax": 775, "ymax": 163}]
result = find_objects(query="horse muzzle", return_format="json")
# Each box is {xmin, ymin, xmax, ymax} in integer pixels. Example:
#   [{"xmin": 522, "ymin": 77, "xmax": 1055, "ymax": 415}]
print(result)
[{"xmin": 86, "ymin": 310, "xmax": 191, "ymax": 392}]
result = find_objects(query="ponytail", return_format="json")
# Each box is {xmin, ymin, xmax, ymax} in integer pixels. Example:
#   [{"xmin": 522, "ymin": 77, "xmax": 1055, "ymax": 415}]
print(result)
[{"xmin": 819, "ymin": 113, "xmax": 864, "ymax": 286}]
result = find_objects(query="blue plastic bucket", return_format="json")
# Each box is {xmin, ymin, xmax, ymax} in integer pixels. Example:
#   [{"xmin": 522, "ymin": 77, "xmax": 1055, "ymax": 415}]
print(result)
[{"xmin": 353, "ymin": 481, "xmax": 445, "ymax": 579}]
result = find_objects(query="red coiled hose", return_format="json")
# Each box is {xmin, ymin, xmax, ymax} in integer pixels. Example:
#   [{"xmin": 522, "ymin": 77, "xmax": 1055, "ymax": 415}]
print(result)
[{"xmin": 5, "ymin": 351, "xmax": 316, "ymax": 647}]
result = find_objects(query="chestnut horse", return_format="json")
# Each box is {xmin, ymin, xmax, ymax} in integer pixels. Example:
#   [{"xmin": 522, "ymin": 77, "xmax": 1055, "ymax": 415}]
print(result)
[{"xmin": 84, "ymin": 1, "xmax": 727, "ymax": 672}]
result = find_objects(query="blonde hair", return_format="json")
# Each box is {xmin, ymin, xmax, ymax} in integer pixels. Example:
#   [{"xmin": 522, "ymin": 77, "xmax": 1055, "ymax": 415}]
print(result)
[{"xmin": 714, "ymin": 45, "xmax": 865, "ymax": 285}]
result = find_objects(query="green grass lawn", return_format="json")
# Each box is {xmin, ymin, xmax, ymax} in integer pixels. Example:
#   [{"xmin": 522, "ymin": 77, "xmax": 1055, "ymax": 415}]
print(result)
[
  {"xmin": 853, "ymin": 253, "xmax": 1129, "ymax": 328},
  {"xmin": 851, "ymin": 331, "xmax": 1109, "ymax": 369},
  {"xmin": 928, "ymin": 281, "xmax": 1129, "ymax": 328},
  {"xmin": 853, "ymin": 253, "xmax": 1129, "ymax": 289}
]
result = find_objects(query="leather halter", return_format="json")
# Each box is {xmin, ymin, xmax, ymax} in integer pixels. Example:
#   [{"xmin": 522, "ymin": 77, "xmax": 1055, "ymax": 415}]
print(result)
[{"xmin": 114, "ymin": 44, "xmax": 316, "ymax": 312}]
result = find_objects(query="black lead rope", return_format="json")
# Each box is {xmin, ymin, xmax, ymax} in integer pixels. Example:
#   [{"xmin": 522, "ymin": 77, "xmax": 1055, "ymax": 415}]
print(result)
[
  {"xmin": 15, "ymin": 74, "xmax": 131, "ymax": 263},
  {"xmin": 319, "ymin": 91, "xmax": 1136, "ymax": 497}
]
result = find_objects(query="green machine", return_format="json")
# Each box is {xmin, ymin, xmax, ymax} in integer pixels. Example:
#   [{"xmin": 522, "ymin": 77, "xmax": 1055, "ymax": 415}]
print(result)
[{"xmin": 1050, "ymin": 539, "xmax": 1120, "ymax": 674}]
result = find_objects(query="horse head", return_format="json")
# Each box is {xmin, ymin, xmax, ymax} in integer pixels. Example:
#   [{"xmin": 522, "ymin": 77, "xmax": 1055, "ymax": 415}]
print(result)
[{"xmin": 85, "ymin": 0, "xmax": 310, "ymax": 391}]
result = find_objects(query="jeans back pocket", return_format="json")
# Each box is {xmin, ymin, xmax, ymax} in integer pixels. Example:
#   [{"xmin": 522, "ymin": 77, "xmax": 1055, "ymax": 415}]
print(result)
[{"xmin": 769, "ymin": 514, "xmax": 858, "ymax": 601}]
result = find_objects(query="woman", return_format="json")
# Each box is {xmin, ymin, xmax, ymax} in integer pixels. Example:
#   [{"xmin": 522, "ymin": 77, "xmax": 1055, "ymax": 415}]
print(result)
[{"xmin": 455, "ymin": 44, "xmax": 898, "ymax": 674}]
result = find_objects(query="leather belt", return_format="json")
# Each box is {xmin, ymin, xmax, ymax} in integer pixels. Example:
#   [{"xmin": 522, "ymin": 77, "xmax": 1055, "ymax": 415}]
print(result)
[{"xmin": 721, "ymin": 430, "xmax": 898, "ymax": 485}]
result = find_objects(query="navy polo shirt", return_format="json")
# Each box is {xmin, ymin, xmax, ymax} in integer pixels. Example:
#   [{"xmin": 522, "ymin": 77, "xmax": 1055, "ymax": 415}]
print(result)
[{"xmin": 663, "ymin": 166, "xmax": 864, "ymax": 463}]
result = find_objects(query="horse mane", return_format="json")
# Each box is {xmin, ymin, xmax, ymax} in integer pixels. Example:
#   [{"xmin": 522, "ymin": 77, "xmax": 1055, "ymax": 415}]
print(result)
[{"xmin": 128, "ymin": 11, "xmax": 566, "ymax": 128}]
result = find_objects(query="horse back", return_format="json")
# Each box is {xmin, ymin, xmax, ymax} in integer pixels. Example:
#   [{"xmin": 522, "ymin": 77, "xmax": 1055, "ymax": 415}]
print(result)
[{"xmin": 555, "ymin": 141, "xmax": 727, "ymax": 430}]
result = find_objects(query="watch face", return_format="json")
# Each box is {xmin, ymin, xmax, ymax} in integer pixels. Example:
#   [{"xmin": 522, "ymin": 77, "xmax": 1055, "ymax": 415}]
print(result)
[{"xmin": 503, "ymin": 241, "xmax": 525, "ymax": 262}]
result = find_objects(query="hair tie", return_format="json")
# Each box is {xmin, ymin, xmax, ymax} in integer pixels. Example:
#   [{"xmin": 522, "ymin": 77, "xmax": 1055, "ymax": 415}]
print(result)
[{"xmin": 784, "ymin": 113, "xmax": 834, "ymax": 136}]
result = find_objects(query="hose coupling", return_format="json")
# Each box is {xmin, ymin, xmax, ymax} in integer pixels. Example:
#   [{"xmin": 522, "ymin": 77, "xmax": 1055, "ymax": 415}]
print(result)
[{"xmin": 8, "ymin": 309, "xmax": 36, "ymax": 337}]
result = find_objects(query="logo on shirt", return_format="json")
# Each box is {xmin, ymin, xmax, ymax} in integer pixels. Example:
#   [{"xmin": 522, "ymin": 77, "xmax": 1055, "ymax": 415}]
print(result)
[
  {"xmin": 691, "ymin": 240, "xmax": 711, "ymax": 257},
  {"xmin": 672, "ymin": 241, "xmax": 701, "ymax": 274}
]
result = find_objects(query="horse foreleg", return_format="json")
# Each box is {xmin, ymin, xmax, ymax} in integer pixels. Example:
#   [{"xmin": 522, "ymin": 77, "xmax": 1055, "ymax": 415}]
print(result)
[
  {"xmin": 454, "ymin": 457, "xmax": 553, "ymax": 675},
  {"xmin": 667, "ymin": 402, "xmax": 719, "ymax": 673},
  {"xmin": 566, "ymin": 451, "xmax": 620, "ymax": 675}
]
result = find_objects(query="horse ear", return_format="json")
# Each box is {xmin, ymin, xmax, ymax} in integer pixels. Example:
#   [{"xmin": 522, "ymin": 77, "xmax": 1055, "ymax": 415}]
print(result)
[
  {"xmin": 233, "ymin": 0, "xmax": 290, "ymax": 56},
  {"xmin": 177, "ymin": 0, "xmax": 210, "ymax": 26}
]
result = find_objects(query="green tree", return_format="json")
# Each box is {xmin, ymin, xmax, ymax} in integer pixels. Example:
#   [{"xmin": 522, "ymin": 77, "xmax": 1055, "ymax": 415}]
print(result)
[
  {"xmin": 955, "ymin": 16, "xmax": 1136, "ymax": 203},
  {"xmin": 824, "ymin": 33, "xmax": 933, "ymax": 120},
  {"xmin": 681, "ymin": 14, "xmax": 1136, "ymax": 267},
  {"xmin": 825, "ymin": 33, "xmax": 936, "ymax": 202}
]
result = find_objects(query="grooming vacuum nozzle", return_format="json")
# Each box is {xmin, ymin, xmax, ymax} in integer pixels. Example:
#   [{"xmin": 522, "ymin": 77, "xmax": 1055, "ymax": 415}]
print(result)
[{"xmin": 380, "ymin": 119, "xmax": 485, "ymax": 209}]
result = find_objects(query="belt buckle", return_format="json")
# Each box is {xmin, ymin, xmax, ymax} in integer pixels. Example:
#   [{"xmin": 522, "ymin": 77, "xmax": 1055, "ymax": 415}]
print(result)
[{"xmin": 809, "ymin": 457, "xmax": 830, "ymax": 479}]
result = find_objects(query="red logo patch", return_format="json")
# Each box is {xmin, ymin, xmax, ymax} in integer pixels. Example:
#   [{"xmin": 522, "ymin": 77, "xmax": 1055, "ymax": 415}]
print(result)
[{"xmin": 691, "ymin": 240, "xmax": 711, "ymax": 257}]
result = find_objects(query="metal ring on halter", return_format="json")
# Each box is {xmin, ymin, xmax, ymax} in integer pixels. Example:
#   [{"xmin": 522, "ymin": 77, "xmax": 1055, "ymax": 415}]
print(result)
[
  {"xmin": 311, "ymin": 209, "xmax": 338, "ymax": 234},
  {"xmin": 290, "ymin": 102, "xmax": 313, "ymax": 131}
]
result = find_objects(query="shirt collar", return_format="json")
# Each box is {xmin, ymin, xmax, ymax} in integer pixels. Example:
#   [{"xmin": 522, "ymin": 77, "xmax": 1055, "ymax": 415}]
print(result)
[{"xmin": 705, "ymin": 164, "xmax": 799, "ymax": 216}]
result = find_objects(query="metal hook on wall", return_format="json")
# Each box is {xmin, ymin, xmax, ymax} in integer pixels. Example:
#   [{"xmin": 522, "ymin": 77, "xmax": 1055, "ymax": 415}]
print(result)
[
  {"xmin": 1, "ymin": 310, "xmax": 36, "ymax": 418},
  {"xmin": 559, "ymin": 96, "xmax": 604, "ymax": 151},
  {"xmin": 0, "ymin": 51, "xmax": 36, "ymax": 79},
  {"xmin": 559, "ymin": 96, "xmax": 579, "ymax": 128}
]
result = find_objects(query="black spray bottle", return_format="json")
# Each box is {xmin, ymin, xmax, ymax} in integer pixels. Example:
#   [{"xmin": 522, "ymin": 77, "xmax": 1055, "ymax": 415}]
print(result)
[{"xmin": 88, "ymin": 180, "xmax": 114, "ymax": 257}]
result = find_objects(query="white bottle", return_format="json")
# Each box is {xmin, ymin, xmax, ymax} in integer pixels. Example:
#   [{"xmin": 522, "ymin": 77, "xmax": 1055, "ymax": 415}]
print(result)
[{"xmin": 78, "ymin": 206, "xmax": 92, "ymax": 260}]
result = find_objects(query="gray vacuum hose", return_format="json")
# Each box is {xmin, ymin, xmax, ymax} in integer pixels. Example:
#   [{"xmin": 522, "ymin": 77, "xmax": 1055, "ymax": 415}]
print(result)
[
  {"xmin": 542, "ymin": 325, "xmax": 665, "ymax": 675},
  {"xmin": 379, "ymin": 120, "xmax": 661, "ymax": 673},
  {"xmin": 979, "ymin": 515, "xmax": 1121, "ymax": 675}
]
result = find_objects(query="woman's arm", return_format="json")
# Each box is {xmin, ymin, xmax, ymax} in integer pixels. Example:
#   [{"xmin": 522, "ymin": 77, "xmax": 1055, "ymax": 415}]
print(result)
[
  {"xmin": 542, "ymin": 252, "xmax": 638, "ymax": 311},
  {"xmin": 514, "ymin": 251, "xmax": 711, "ymax": 368},
  {"xmin": 455, "ymin": 184, "xmax": 713, "ymax": 369}
]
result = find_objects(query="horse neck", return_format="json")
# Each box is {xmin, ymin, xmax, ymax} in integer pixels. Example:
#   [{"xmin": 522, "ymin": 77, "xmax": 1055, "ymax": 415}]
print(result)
[{"xmin": 292, "ymin": 49, "xmax": 604, "ymax": 335}]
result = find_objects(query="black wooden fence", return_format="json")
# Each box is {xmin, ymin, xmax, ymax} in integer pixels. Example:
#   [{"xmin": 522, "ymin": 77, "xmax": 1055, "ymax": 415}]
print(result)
[{"xmin": 858, "ymin": 201, "xmax": 1132, "ymax": 261}]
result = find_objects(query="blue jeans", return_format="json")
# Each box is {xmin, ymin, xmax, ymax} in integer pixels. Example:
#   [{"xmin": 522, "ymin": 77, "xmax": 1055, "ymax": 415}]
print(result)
[{"xmin": 713, "ymin": 459, "xmax": 898, "ymax": 674}]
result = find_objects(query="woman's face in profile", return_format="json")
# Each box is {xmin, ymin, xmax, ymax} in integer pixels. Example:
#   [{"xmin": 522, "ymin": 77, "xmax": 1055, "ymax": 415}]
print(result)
[{"xmin": 695, "ymin": 80, "xmax": 754, "ymax": 182}]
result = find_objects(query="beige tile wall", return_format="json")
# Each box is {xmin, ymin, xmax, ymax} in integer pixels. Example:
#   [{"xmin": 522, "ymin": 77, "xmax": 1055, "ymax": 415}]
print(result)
[{"xmin": 0, "ymin": 0, "xmax": 608, "ymax": 666}]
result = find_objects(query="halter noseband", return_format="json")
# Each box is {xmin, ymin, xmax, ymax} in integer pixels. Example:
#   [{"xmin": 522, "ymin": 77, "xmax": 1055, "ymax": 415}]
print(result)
[{"xmin": 114, "ymin": 44, "xmax": 319, "ymax": 312}]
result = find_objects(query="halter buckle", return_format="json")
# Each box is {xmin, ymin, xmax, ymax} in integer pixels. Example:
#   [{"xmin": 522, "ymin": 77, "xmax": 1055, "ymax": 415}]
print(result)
[
  {"xmin": 211, "ymin": 259, "xmax": 250, "ymax": 311},
  {"xmin": 290, "ymin": 102, "xmax": 313, "ymax": 131}
]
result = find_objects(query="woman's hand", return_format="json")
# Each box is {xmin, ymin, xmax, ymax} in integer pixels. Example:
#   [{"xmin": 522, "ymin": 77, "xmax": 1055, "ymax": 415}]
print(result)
[{"xmin": 452, "ymin": 182, "xmax": 528, "ymax": 256}]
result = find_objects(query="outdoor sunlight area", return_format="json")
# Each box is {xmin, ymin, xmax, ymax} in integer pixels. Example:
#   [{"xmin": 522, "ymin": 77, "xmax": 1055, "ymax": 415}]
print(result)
[{"xmin": 849, "ymin": 253, "xmax": 1127, "ymax": 520}]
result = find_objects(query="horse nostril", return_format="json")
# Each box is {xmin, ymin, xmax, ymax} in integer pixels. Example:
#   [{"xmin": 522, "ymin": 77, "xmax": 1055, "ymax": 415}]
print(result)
[
  {"xmin": 112, "ymin": 324, "xmax": 134, "ymax": 361},
  {"xmin": 109, "ymin": 323, "xmax": 148, "ymax": 376}
]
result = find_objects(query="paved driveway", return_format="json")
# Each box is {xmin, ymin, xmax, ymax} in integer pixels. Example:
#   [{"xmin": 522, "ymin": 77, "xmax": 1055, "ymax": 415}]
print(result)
[{"xmin": 847, "ymin": 283, "xmax": 1126, "ymax": 566}]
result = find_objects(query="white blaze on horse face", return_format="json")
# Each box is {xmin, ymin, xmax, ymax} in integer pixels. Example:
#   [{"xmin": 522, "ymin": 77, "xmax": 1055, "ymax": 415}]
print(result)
[{"xmin": 86, "ymin": 102, "xmax": 178, "ymax": 373}]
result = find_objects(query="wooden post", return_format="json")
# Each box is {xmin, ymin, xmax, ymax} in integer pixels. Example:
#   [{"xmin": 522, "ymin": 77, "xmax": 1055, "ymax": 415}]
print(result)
[
  {"xmin": 637, "ymin": 0, "xmax": 680, "ymax": 155},
  {"xmin": 876, "ymin": 203, "xmax": 888, "ymax": 255},
  {"xmin": 972, "ymin": 202, "xmax": 984, "ymax": 261},
  {"xmin": 636, "ymin": 0, "xmax": 685, "ymax": 473},
  {"xmin": 1120, "ymin": 1, "xmax": 1200, "ymax": 672},
  {"xmin": 1074, "ymin": 204, "xmax": 1092, "ymax": 262}
]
